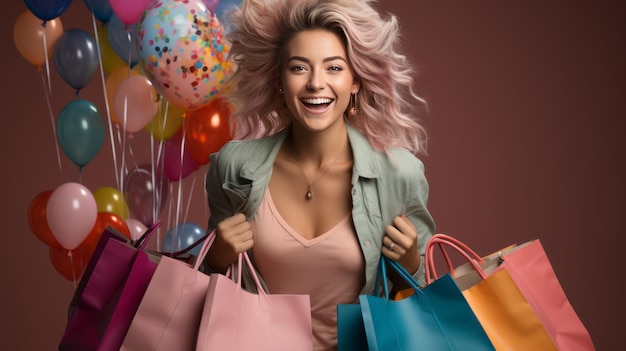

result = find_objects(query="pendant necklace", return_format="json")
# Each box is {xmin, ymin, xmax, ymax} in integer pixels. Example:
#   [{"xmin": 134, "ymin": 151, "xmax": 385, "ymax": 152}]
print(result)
[{"xmin": 292, "ymin": 141, "xmax": 348, "ymax": 200}]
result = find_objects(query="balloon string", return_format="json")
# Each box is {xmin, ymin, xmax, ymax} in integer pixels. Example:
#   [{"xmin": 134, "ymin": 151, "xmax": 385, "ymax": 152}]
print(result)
[
  {"xmin": 42, "ymin": 27, "xmax": 52, "ymax": 94},
  {"xmin": 183, "ymin": 170, "xmax": 197, "ymax": 227},
  {"xmin": 90, "ymin": 13, "xmax": 121, "ymax": 190},
  {"xmin": 67, "ymin": 250, "xmax": 78, "ymax": 289},
  {"xmin": 40, "ymin": 70, "xmax": 63, "ymax": 173},
  {"xmin": 126, "ymin": 27, "xmax": 133, "ymax": 68}
]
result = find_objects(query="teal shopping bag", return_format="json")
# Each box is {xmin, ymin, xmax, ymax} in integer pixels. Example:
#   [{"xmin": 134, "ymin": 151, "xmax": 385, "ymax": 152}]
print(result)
[{"xmin": 358, "ymin": 257, "xmax": 495, "ymax": 351}]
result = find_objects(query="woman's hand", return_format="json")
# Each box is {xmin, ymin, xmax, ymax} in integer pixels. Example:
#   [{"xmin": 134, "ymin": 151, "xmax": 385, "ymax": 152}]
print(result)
[
  {"xmin": 382, "ymin": 214, "xmax": 420, "ymax": 275},
  {"xmin": 206, "ymin": 213, "xmax": 254, "ymax": 273}
]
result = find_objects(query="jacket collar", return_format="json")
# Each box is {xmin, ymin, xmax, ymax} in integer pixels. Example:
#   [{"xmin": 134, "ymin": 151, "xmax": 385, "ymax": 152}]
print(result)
[
  {"xmin": 239, "ymin": 123, "xmax": 380, "ymax": 180},
  {"xmin": 347, "ymin": 123, "xmax": 380, "ymax": 179}
]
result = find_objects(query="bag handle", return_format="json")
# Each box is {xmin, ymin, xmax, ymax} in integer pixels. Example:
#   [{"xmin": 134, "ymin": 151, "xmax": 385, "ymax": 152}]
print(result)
[
  {"xmin": 425, "ymin": 234, "xmax": 487, "ymax": 284},
  {"xmin": 133, "ymin": 219, "xmax": 162, "ymax": 250},
  {"xmin": 375, "ymin": 256, "xmax": 427, "ymax": 300},
  {"xmin": 192, "ymin": 229, "xmax": 217, "ymax": 271},
  {"xmin": 428, "ymin": 233, "xmax": 485, "ymax": 273}
]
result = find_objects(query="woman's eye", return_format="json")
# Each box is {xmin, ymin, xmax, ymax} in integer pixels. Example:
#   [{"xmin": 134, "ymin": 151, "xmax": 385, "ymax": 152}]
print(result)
[
  {"xmin": 328, "ymin": 65, "xmax": 343, "ymax": 72},
  {"xmin": 290, "ymin": 65, "xmax": 307, "ymax": 72}
]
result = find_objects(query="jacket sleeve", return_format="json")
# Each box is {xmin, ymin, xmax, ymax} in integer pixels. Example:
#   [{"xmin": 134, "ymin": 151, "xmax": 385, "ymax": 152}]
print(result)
[{"xmin": 405, "ymin": 157, "xmax": 436, "ymax": 286}]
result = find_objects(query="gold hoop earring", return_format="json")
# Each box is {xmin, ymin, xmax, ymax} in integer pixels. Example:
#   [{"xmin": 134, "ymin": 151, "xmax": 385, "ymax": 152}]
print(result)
[{"xmin": 349, "ymin": 92, "xmax": 358, "ymax": 117}]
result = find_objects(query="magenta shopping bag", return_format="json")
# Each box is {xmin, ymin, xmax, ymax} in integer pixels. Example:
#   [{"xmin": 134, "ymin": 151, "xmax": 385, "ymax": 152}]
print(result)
[{"xmin": 58, "ymin": 221, "xmax": 161, "ymax": 351}]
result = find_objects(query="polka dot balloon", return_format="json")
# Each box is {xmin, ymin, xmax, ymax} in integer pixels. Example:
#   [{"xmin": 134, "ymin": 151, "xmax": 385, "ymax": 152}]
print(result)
[{"xmin": 137, "ymin": 0, "xmax": 233, "ymax": 111}]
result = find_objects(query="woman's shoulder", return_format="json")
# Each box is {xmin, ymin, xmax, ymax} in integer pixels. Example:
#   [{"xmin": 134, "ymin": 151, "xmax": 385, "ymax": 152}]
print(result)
[{"xmin": 210, "ymin": 132, "xmax": 285, "ymax": 170}]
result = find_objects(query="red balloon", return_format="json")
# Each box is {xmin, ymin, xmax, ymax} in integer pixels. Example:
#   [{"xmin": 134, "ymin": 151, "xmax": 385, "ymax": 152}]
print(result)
[
  {"xmin": 49, "ymin": 247, "xmax": 89, "ymax": 281},
  {"xmin": 81, "ymin": 212, "xmax": 132, "ymax": 260},
  {"xmin": 28, "ymin": 190, "xmax": 62, "ymax": 249},
  {"xmin": 185, "ymin": 98, "xmax": 233, "ymax": 165}
]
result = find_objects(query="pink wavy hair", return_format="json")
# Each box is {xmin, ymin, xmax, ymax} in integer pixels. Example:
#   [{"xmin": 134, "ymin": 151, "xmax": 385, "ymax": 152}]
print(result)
[{"xmin": 223, "ymin": 0, "xmax": 428, "ymax": 155}]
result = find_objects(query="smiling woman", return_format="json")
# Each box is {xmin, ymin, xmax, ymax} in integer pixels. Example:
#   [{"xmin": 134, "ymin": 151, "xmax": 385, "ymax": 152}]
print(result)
[{"xmin": 201, "ymin": 0, "xmax": 435, "ymax": 349}]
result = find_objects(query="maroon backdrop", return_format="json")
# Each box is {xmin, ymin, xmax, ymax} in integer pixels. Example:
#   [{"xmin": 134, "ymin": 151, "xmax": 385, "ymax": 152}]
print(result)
[{"xmin": 1, "ymin": 1, "xmax": 623, "ymax": 349}]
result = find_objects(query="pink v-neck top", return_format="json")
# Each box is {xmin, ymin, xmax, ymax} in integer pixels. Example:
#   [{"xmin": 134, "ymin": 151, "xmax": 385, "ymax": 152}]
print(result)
[{"xmin": 251, "ymin": 189, "xmax": 365, "ymax": 350}]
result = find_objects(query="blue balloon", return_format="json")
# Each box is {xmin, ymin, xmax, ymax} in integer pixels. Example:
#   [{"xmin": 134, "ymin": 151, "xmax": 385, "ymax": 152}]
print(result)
[
  {"xmin": 56, "ymin": 99, "xmax": 105, "ymax": 169},
  {"xmin": 162, "ymin": 223, "xmax": 206, "ymax": 257},
  {"xmin": 24, "ymin": 0, "xmax": 72, "ymax": 21},
  {"xmin": 107, "ymin": 13, "xmax": 139, "ymax": 67},
  {"xmin": 53, "ymin": 29, "xmax": 99, "ymax": 93},
  {"xmin": 214, "ymin": 0, "xmax": 242, "ymax": 33},
  {"xmin": 83, "ymin": 0, "xmax": 113, "ymax": 23}
]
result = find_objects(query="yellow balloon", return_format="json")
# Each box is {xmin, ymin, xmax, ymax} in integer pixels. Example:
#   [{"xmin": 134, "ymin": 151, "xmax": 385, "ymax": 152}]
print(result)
[
  {"xmin": 146, "ymin": 101, "xmax": 185, "ymax": 141},
  {"xmin": 97, "ymin": 23, "xmax": 127, "ymax": 76},
  {"xmin": 105, "ymin": 66, "xmax": 141, "ymax": 125},
  {"xmin": 93, "ymin": 186, "xmax": 129, "ymax": 219}
]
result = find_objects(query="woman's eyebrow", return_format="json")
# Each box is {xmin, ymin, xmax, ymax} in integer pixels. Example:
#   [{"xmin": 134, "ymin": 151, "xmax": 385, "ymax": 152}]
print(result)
[{"xmin": 287, "ymin": 55, "xmax": 348, "ymax": 63}]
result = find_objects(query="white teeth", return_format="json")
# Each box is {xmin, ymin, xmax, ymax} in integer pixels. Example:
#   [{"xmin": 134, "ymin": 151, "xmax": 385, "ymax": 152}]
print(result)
[{"xmin": 302, "ymin": 98, "xmax": 332, "ymax": 105}]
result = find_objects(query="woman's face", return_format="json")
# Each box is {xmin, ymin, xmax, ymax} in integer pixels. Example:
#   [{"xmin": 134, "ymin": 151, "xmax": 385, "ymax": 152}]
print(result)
[{"xmin": 280, "ymin": 29, "xmax": 359, "ymax": 133}]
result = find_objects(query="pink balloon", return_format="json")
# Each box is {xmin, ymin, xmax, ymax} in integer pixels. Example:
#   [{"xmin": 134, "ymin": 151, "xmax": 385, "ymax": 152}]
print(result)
[
  {"xmin": 109, "ymin": 0, "xmax": 152, "ymax": 25},
  {"xmin": 125, "ymin": 218, "xmax": 148, "ymax": 241},
  {"xmin": 46, "ymin": 182, "xmax": 98, "ymax": 250},
  {"xmin": 114, "ymin": 75, "xmax": 159, "ymax": 133},
  {"xmin": 162, "ymin": 129, "xmax": 199, "ymax": 181},
  {"xmin": 124, "ymin": 164, "xmax": 169, "ymax": 226}
]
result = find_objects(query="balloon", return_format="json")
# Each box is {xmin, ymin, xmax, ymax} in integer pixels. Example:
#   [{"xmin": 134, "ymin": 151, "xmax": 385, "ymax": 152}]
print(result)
[
  {"xmin": 201, "ymin": 0, "xmax": 220, "ymax": 12},
  {"xmin": 124, "ymin": 164, "xmax": 169, "ymax": 226},
  {"xmin": 49, "ymin": 247, "xmax": 89, "ymax": 281},
  {"xmin": 109, "ymin": 0, "xmax": 152, "ymax": 25},
  {"xmin": 146, "ymin": 101, "xmax": 184, "ymax": 141},
  {"xmin": 57, "ymin": 99, "xmax": 105, "ymax": 169},
  {"xmin": 105, "ymin": 65, "xmax": 140, "ymax": 124},
  {"xmin": 114, "ymin": 75, "xmax": 159, "ymax": 133},
  {"xmin": 27, "ymin": 190, "xmax": 62, "ymax": 249},
  {"xmin": 107, "ymin": 13, "xmax": 139, "ymax": 67},
  {"xmin": 83, "ymin": 0, "xmax": 113, "ymax": 23},
  {"xmin": 13, "ymin": 10, "xmax": 63, "ymax": 67},
  {"xmin": 46, "ymin": 182, "xmax": 98, "ymax": 251},
  {"xmin": 24, "ymin": 0, "xmax": 72, "ymax": 21},
  {"xmin": 81, "ymin": 212, "xmax": 132, "ymax": 256},
  {"xmin": 50, "ymin": 211, "xmax": 132, "ymax": 281},
  {"xmin": 162, "ymin": 129, "xmax": 199, "ymax": 181},
  {"xmin": 162, "ymin": 222, "xmax": 205, "ymax": 257},
  {"xmin": 137, "ymin": 0, "xmax": 234, "ymax": 110},
  {"xmin": 97, "ymin": 22, "xmax": 127, "ymax": 75},
  {"xmin": 93, "ymin": 186, "xmax": 129, "ymax": 219},
  {"xmin": 125, "ymin": 218, "xmax": 147, "ymax": 241},
  {"xmin": 53, "ymin": 29, "xmax": 99, "ymax": 93},
  {"xmin": 185, "ymin": 97, "xmax": 233, "ymax": 165},
  {"xmin": 214, "ymin": 0, "xmax": 242, "ymax": 33}
]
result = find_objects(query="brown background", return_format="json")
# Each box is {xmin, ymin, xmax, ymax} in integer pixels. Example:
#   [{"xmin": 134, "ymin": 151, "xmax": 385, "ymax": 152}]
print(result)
[{"xmin": 2, "ymin": 0, "xmax": 624, "ymax": 349}]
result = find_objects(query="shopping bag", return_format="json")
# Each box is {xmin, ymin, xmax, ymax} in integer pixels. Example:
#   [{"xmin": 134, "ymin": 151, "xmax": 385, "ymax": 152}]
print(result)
[
  {"xmin": 196, "ymin": 251, "xmax": 312, "ymax": 351},
  {"xmin": 337, "ymin": 303, "xmax": 368, "ymax": 351},
  {"xmin": 471, "ymin": 239, "xmax": 595, "ymax": 351},
  {"xmin": 425, "ymin": 234, "xmax": 558, "ymax": 350},
  {"xmin": 359, "ymin": 256, "xmax": 495, "ymax": 351},
  {"xmin": 58, "ymin": 220, "xmax": 161, "ymax": 351},
  {"xmin": 119, "ymin": 230, "xmax": 215, "ymax": 351}
]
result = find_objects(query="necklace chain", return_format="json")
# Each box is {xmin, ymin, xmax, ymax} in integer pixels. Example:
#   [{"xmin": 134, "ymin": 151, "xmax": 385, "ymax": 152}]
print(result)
[{"xmin": 292, "ymin": 141, "xmax": 348, "ymax": 200}]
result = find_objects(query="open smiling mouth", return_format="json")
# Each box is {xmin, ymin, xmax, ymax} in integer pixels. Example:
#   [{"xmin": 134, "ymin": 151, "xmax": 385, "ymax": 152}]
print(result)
[{"xmin": 301, "ymin": 97, "xmax": 334, "ymax": 110}]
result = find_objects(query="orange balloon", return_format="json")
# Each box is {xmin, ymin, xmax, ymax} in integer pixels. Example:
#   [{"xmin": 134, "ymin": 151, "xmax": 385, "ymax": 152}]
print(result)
[
  {"xmin": 185, "ymin": 98, "xmax": 233, "ymax": 165},
  {"xmin": 105, "ymin": 66, "xmax": 141, "ymax": 125},
  {"xmin": 13, "ymin": 10, "xmax": 63, "ymax": 67},
  {"xmin": 28, "ymin": 190, "xmax": 62, "ymax": 249},
  {"xmin": 49, "ymin": 247, "xmax": 89, "ymax": 281}
]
